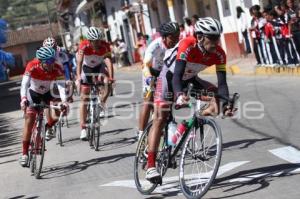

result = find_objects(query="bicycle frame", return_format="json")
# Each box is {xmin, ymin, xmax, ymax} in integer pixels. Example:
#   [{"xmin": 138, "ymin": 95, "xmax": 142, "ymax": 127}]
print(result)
[{"xmin": 161, "ymin": 88, "xmax": 239, "ymax": 169}]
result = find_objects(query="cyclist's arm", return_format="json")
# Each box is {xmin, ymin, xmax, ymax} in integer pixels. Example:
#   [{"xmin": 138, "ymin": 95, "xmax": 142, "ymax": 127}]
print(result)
[
  {"xmin": 76, "ymin": 51, "xmax": 83, "ymax": 80},
  {"xmin": 142, "ymin": 39, "xmax": 157, "ymax": 77},
  {"xmin": 104, "ymin": 56, "xmax": 114, "ymax": 80},
  {"xmin": 56, "ymin": 76, "xmax": 67, "ymax": 103},
  {"xmin": 216, "ymin": 65, "xmax": 229, "ymax": 104},
  {"xmin": 63, "ymin": 62, "xmax": 71, "ymax": 81},
  {"xmin": 20, "ymin": 74, "xmax": 30, "ymax": 99},
  {"xmin": 172, "ymin": 59, "xmax": 186, "ymax": 98}
]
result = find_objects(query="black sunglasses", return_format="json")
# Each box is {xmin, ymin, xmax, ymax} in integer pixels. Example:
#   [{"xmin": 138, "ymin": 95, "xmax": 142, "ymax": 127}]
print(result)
[{"xmin": 204, "ymin": 35, "xmax": 220, "ymax": 41}]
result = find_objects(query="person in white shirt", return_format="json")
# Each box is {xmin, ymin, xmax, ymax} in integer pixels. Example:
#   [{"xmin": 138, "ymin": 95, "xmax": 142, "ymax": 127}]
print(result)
[{"xmin": 236, "ymin": 6, "xmax": 252, "ymax": 54}]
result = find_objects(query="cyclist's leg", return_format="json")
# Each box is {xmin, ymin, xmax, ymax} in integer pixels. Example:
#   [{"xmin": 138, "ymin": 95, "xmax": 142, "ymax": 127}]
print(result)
[
  {"xmin": 98, "ymin": 65, "xmax": 110, "ymax": 105},
  {"xmin": 146, "ymin": 74, "xmax": 172, "ymax": 181},
  {"xmin": 20, "ymin": 91, "xmax": 39, "ymax": 166},
  {"xmin": 42, "ymin": 91, "xmax": 59, "ymax": 140},
  {"xmin": 138, "ymin": 74, "xmax": 154, "ymax": 137},
  {"xmin": 79, "ymin": 65, "xmax": 93, "ymax": 139}
]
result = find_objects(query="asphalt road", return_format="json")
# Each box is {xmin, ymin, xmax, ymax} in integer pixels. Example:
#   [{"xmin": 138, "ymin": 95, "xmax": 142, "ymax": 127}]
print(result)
[{"xmin": 0, "ymin": 71, "xmax": 300, "ymax": 199}]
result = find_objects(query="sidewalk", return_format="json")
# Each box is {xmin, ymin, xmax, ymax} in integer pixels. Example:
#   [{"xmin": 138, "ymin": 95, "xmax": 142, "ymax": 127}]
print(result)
[{"xmin": 117, "ymin": 56, "xmax": 300, "ymax": 76}]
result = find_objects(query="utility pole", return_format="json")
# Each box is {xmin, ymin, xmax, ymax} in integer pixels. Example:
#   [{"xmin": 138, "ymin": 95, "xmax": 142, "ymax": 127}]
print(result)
[{"xmin": 46, "ymin": 0, "xmax": 54, "ymax": 37}]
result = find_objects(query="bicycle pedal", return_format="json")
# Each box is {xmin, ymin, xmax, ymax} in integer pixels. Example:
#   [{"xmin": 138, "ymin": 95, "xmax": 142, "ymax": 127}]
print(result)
[{"xmin": 150, "ymin": 176, "xmax": 162, "ymax": 185}]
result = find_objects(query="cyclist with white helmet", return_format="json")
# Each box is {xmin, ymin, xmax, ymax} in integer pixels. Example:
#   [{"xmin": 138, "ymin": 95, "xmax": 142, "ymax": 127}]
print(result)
[
  {"xmin": 42, "ymin": 37, "xmax": 73, "ymax": 140},
  {"xmin": 145, "ymin": 17, "xmax": 234, "ymax": 183},
  {"xmin": 43, "ymin": 37, "xmax": 72, "ymax": 81},
  {"xmin": 137, "ymin": 22, "xmax": 180, "ymax": 139},
  {"xmin": 77, "ymin": 26, "xmax": 114, "ymax": 140},
  {"xmin": 19, "ymin": 47, "xmax": 68, "ymax": 166}
]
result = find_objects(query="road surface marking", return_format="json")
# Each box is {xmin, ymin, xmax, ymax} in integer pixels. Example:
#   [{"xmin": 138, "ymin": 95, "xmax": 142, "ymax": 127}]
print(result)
[{"xmin": 269, "ymin": 146, "xmax": 300, "ymax": 164}]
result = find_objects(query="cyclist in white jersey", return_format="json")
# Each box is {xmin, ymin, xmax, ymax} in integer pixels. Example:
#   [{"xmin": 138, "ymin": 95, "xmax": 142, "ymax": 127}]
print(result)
[{"xmin": 137, "ymin": 22, "xmax": 180, "ymax": 139}]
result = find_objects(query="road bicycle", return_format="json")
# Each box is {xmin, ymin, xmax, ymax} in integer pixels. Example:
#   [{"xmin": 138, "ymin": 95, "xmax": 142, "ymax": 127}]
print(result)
[
  {"xmin": 86, "ymin": 81, "xmax": 105, "ymax": 151},
  {"xmin": 26, "ymin": 102, "xmax": 62, "ymax": 179},
  {"xmin": 134, "ymin": 84, "xmax": 239, "ymax": 198}
]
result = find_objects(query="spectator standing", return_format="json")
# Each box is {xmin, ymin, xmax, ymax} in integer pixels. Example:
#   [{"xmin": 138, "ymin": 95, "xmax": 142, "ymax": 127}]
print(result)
[
  {"xmin": 179, "ymin": 24, "xmax": 187, "ymax": 40},
  {"xmin": 249, "ymin": 5, "xmax": 266, "ymax": 66},
  {"xmin": 184, "ymin": 17, "xmax": 194, "ymax": 37},
  {"xmin": 136, "ymin": 33, "xmax": 147, "ymax": 61},
  {"xmin": 286, "ymin": 0, "xmax": 300, "ymax": 59},
  {"xmin": 236, "ymin": 6, "xmax": 252, "ymax": 54},
  {"xmin": 117, "ymin": 39, "xmax": 131, "ymax": 67}
]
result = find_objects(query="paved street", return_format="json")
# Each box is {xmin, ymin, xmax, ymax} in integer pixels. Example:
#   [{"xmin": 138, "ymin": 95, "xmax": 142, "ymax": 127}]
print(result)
[{"xmin": 1, "ymin": 71, "xmax": 300, "ymax": 199}]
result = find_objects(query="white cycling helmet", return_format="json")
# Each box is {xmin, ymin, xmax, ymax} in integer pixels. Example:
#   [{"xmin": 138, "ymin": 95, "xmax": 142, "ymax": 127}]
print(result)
[
  {"xmin": 43, "ymin": 37, "xmax": 57, "ymax": 48},
  {"xmin": 194, "ymin": 17, "xmax": 223, "ymax": 35},
  {"xmin": 86, "ymin": 26, "xmax": 104, "ymax": 40}
]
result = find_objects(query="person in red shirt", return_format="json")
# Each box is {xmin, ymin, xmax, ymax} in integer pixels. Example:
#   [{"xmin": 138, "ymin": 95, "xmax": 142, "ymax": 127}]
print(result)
[
  {"xmin": 19, "ymin": 47, "xmax": 68, "ymax": 167},
  {"xmin": 76, "ymin": 26, "xmax": 114, "ymax": 140}
]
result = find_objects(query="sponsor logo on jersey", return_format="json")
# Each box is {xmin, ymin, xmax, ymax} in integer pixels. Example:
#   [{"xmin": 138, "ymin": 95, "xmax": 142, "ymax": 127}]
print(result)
[{"xmin": 180, "ymin": 53, "xmax": 186, "ymax": 60}]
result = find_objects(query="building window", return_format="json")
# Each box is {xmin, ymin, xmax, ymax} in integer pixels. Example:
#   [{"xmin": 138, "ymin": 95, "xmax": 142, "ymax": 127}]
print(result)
[
  {"xmin": 244, "ymin": 0, "xmax": 253, "ymax": 8},
  {"xmin": 222, "ymin": 0, "xmax": 231, "ymax": 17}
]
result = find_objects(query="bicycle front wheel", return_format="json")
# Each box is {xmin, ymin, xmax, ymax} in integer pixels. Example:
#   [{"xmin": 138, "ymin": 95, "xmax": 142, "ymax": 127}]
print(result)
[
  {"xmin": 57, "ymin": 121, "xmax": 63, "ymax": 147},
  {"xmin": 134, "ymin": 121, "xmax": 157, "ymax": 195},
  {"xmin": 34, "ymin": 131, "xmax": 46, "ymax": 179},
  {"xmin": 179, "ymin": 117, "xmax": 222, "ymax": 199}
]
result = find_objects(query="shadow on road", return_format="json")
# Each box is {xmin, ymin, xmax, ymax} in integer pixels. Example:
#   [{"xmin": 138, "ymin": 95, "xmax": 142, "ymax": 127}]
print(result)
[
  {"xmin": 101, "ymin": 128, "xmax": 133, "ymax": 136},
  {"xmin": 209, "ymin": 163, "xmax": 300, "ymax": 199},
  {"xmin": 8, "ymin": 195, "xmax": 39, "ymax": 199},
  {"xmin": 222, "ymin": 137, "xmax": 273, "ymax": 151},
  {"xmin": 232, "ymin": 119, "xmax": 300, "ymax": 151},
  {"xmin": 100, "ymin": 135, "xmax": 136, "ymax": 151},
  {"xmin": 0, "ymin": 115, "xmax": 21, "ymax": 161},
  {"xmin": 40, "ymin": 153, "xmax": 135, "ymax": 179},
  {"xmin": 0, "ymin": 80, "xmax": 21, "ymax": 114}
]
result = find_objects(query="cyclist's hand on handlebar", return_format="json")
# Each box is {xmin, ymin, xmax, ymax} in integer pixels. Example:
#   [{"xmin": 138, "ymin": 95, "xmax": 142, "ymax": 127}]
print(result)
[
  {"xmin": 60, "ymin": 102, "xmax": 69, "ymax": 115},
  {"xmin": 20, "ymin": 97, "xmax": 29, "ymax": 111},
  {"xmin": 145, "ymin": 76, "xmax": 153, "ymax": 86},
  {"xmin": 108, "ymin": 77, "xmax": 115, "ymax": 84},
  {"xmin": 176, "ymin": 94, "xmax": 190, "ymax": 106},
  {"xmin": 223, "ymin": 104, "xmax": 237, "ymax": 117}
]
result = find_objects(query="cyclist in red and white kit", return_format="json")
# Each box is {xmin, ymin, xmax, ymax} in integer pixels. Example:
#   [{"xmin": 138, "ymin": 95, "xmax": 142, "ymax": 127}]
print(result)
[
  {"xmin": 19, "ymin": 47, "xmax": 68, "ymax": 166},
  {"xmin": 76, "ymin": 26, "xmax": 114, "ymax": 140},
  {"xmin": 145, "ymin": 17, "xmax": 234, "ymax": 182}
]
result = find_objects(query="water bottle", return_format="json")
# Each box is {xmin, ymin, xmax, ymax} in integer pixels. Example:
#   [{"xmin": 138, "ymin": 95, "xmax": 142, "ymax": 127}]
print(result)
[
  {"xmin": 171, "ymin": 120, "xmax": 187, "ymax": 145},
  {"xmin": 167, "ymin": 121, "xmax": 177, "ymax": 146}
]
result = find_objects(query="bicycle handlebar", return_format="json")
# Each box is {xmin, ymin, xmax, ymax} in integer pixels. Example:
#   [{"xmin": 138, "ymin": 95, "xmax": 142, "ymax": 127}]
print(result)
[{"xmin": 174, "ymin": 83, "xmax": 240, "ymax": 112}]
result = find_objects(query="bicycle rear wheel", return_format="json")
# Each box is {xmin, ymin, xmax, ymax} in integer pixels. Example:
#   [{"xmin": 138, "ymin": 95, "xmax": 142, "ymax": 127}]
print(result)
[
  {"xmin": 33, "ymin": 130, "xmax": 46, "ymax": 179},
  {"xmin": 179, "ymin": 117, "xmax": 222, "ymax": 199},
  {"xmin": 134, "ymin": 121, "xmax": 158, "ymax": 195}
]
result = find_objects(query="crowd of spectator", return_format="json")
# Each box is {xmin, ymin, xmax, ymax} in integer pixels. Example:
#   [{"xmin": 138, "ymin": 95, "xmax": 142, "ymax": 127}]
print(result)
[{"xmin": 245, "ymin": 0, "xmax": 300, "ymax": 67}]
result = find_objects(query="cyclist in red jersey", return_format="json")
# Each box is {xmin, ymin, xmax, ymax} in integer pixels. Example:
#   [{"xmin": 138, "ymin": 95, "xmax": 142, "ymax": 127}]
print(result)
[
  {"xmin": 76, "ymin": 26, "xmax": 114, "ymax": 140},
  {"xmin": 145, "ymin": 17, "xmax": 235, "ymax": 182},
  {"xmin": 19, "ymin": 47, "xmax": 68, "ymax": 166}
]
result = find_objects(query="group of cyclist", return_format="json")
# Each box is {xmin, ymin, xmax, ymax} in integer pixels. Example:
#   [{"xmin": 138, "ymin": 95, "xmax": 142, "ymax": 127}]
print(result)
[
  {"xmin": 19, "ymin": 27, "xmax": 114, "ymax": 166},
  {"xmin": 19, "ymin": 16, "xmax": 235, "ymax": 184}
]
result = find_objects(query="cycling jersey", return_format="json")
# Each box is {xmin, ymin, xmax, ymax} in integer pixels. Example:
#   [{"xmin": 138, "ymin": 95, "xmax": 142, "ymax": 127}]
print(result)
[
  {"xmin": 78, "ymin": 39, "xmax": 111, "ymax": 68},
  {"xmin": 20, "ymin": 59, "xmax": 66, "ymax": 102},
  {"xmin": 143, "ymin": 37, "xmax": 167, "ymax": 72},
  {"xmin": 142, "ymin": 37, "xmax": 168, "ymax": 96},
  {"xmin": 154, "ymin": 36, "xmax": 228, "ymax": 105},
  {"xmin": 164, "ymin": 37, "xmax": 226, "ymax": 81}
]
